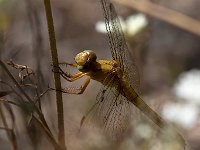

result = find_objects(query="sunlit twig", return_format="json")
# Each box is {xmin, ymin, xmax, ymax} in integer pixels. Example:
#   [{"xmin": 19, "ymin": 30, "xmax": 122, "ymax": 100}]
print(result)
[{"xmin": 113, "ymin": 0, "xmax": 200, "ymax": 37}]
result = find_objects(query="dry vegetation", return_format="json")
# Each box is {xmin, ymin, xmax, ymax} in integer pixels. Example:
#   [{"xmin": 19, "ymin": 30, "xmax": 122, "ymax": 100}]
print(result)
[{"xmin": 0, "ymin": 0, "xmax": 200, "ymax": 150}]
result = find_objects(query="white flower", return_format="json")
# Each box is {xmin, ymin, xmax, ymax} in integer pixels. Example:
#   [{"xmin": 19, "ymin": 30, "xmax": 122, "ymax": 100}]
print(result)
[
  {"xmin": 95, "ymin": 14, "xmax": 148, "ymax": 37},
  {"xmin": 134, "ymin": 123, "xmax": 153, "ymax": 138},
  {"xmin": 95, "ymin": 16, "xmax": 126, "ymax": 33},
  {"xmin": 125, "ymin": 14, "xmax": 148, "ymax": 36},
  {"xmin": 95, "ymin": 21, "xmax": 107, "ymax": 33},
  {"xmin": 173, "ymin": 69, "xmax": 200, "ymax": 104},
  {"xmin": 162, "ymin": 103, "xmax": 199, "ymax": 129}
]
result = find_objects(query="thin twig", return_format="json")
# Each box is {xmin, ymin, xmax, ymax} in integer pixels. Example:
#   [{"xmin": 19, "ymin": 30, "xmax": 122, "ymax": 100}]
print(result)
[
  {"xmin": 0, "ymin": 60, "xmax": 33, "ymax": 103},
  {"xmin": 43, "ymin": 0, "xmax": 66, "ymax": 149},
  {"xmin": 0, "ymin": 99, "xmax": 19, "ymax": 107},
  {"xmin": 0, "ymin": 60, "xmax": 54, "ymax": 146},
  {"xmin": 32, "ymin": 115, "xmax": 61, "ymax": 150},
  {"xmin": 113, "ymin": 0, "xmax": 200, "ymax": 37},
  {"xmin": 0, "ymin": 103, "xmax": 17, "ymax": 150}
]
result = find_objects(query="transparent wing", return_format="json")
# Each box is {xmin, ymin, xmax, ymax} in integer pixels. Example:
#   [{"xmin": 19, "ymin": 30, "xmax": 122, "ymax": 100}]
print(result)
[
  {"xmin": 81, "ymin": 73, "xmax": 132, "ymax": 141},
  {"xmin": 100, "ymin": 0, "xmax": 140, "ymax": 94}
]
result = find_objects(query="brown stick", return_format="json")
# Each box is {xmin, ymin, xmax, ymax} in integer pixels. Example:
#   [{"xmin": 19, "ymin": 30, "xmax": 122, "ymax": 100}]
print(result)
[
  {"xmin": 43, "ymin": 0, "xmax": 66, "ymax": 149},
  {"xmin": 113, "ymin": 0, "xmax": 200, "ymax": 37}
]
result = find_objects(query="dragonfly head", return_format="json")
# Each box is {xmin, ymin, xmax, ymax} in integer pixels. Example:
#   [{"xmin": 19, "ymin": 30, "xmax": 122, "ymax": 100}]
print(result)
[{"xmin": 75, "ymin": 50, "xmax": 97, "ymax": 72}]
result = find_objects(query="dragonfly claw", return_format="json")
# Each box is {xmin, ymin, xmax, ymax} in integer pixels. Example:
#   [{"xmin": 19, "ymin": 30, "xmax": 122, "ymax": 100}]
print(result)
[{"xmin": 51, "ymin": 67, "xmax": 62, "ymax": 74}]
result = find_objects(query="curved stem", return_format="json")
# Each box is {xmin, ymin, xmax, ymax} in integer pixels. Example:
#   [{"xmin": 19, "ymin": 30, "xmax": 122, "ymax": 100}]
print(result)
[
  {"xmin": 114, "ymin": 0, "xmax": 200, "ymax": 37},
  {"xmin": 43, "ymin": 0, "xmax": 66, "ymax": 149}
]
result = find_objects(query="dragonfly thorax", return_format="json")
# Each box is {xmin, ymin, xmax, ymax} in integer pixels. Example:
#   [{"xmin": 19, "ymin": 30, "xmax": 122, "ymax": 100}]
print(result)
[{"xmin": 75, "ymin": 50, "xmax": 97, "ymax": 72}]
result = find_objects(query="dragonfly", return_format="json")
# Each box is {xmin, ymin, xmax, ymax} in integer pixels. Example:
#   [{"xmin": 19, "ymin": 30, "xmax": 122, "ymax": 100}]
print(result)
[{"xmin": 58, "ymin": 0, "xmax": 185, "ymax": 145}]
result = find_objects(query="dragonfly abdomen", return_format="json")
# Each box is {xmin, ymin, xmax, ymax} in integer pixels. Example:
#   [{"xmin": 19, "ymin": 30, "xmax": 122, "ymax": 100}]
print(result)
[{"xmin": 122, "ymin": 81, "xmax": 166, "ymax": 128}]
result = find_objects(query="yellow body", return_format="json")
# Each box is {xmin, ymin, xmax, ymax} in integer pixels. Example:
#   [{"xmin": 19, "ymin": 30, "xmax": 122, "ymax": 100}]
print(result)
[
  {"xmin": 86, "ymin": 59, "xmax": 138, "ymax": 100},
  {"xmin": 84, "ymin": 58, "xmax": 165, "ymax": 128},
  {"xmin": 61, "ymin": 50, "xmax": 185, "ymax": 146},
  {"xmin": 88, "ymin": 60, "xmax": 120, "ymax": 82}
]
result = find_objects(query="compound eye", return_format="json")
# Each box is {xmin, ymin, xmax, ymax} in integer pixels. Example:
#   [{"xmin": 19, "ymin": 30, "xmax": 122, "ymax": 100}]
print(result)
[
  {"xmin": 84, "ymin": 50, "xmax": 97, "ymax": 62},
  {"xmin": 75, "ymin": 50, "xmax": 97, "ymax": 66},
  {"xmin": 75, "ymin": 52, "xmax": 88, "ymax": 66}
]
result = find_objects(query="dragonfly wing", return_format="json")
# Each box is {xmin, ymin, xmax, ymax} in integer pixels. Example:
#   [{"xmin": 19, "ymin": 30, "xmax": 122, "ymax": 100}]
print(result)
[
  {"xmin": 81, "ymin": 73, "xmax": 132, "ymax": 141},
  {"xmin": 100, "ymin": 0, "xmax": 140, "ymax": 94}
]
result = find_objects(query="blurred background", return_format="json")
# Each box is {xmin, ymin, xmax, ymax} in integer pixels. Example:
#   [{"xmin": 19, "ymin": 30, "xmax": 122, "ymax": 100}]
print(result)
[{"xmin": 0, "ymin": 0, "xmax": 200, "ymax": 149}]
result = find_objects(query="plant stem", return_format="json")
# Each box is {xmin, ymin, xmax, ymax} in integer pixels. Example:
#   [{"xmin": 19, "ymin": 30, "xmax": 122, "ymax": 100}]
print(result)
[
  {"xmin": 0, "ymin": 103, "xmax": 16, "ymax": 150},
  {"xmin": 0, "ymin": 60, "xmax": 56, "ymax": 147},
  {"xmin": 43, "ymin": 0, "xmax": 66, "ymax": 149},
  {"xmin": 114, "ymin": 0, "xmax": 200, "ymax": 37}
]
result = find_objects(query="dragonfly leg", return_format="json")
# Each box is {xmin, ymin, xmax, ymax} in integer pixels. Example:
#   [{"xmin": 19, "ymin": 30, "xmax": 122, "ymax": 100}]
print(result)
[
  {"xmin": 52, "ymin": 62, "xmax": 87, "ymax": 82},
  {"xmin": 60, "ymin": 71, "xmax": 88, "ymax": 82},
  {"xmin": 58, "ymin": 62, "xmax": 77, "ymax": 68},
  {"xmin": 62, "ymin": 77, "xmax": 90, "ymax": 94},
  {"xmin": 52, "ymin": 62, "xmax": 77, "ymax": 74}
]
